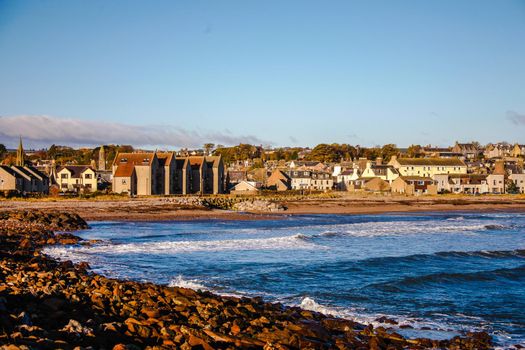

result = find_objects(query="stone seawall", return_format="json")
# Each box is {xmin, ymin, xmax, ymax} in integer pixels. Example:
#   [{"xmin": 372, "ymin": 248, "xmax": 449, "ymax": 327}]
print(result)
[{"xmin": 0, "ymin": 210, "xmax": 492, "ymax": 349}]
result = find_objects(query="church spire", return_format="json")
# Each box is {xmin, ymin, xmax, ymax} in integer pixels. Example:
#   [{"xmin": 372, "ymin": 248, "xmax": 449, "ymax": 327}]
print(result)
[
  {"xmin": 16, "ymin": 136, "xmax": 25, "ymax": 166},
  {"xmin": 98, "ymin": 145, "xmax": 106, "ymax": 171}
]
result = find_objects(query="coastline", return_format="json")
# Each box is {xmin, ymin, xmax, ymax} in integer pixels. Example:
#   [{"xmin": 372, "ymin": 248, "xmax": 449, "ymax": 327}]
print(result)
[
  {"xmin": 1, "ymin": 196, "xmax": 525, "ymax": 221},
  {"xmin": 0, "ymin": 210, "xmax": 495, "ymax": 349}
]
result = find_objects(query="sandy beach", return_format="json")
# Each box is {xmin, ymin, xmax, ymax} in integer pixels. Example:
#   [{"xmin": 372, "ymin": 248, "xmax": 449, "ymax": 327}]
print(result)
[{"xmin": 1, "ymin": 195, "xmax": 525, "ymax": 221}]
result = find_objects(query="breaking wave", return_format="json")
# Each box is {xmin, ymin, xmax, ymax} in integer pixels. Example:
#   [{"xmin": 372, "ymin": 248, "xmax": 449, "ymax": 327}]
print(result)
[
  {"xmin": 44, "ymin": 233, "xmax": 319, "ymax": 259},
  {"xmin": 168, "ymin": 275, "xmax": 208, "ymax": 291},
  {"xmin": 370, "ymin": 265, "xmax": 525, "ymax": 292}
]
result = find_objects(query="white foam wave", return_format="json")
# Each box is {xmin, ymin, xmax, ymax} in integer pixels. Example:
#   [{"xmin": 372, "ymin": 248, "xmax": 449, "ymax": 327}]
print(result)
[
  {"xmin": 300, "ymin": 297, "xmax": 343, "ymax": 317},
  {"xmin": 304, "ymin": 220, "xmax": 498, "ymax": 238},
  {"xmin": 44, "ymin": 233, "xmax": 319, "ymax": 259},
  {"xmin": 169, "ymin": 275, "xmax": 208, "ymax": 291},
  {"xmin": 296, "ymin": 297, "xmax": 520, "ymax": 345}
]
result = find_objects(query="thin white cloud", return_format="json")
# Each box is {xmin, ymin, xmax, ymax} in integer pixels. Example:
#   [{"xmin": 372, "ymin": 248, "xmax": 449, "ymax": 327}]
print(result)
[
  {"xmin": 0, "ymin": 115, "xmax": 269, "ymax": 148},
  {"xmin": 506, "ymin": 110, "xmax": 525, "ymax": 125}
]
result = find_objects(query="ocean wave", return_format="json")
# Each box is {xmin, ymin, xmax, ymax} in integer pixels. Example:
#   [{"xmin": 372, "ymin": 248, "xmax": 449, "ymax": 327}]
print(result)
[
  {"xmin": 293, "ymin": 219, "xmax": 506, "ymax": 240},
  {"xmin": 370, "ymin": 264, "xmax": 525, "ymax": 291},
  {"xmin": 168, "ymin": 275, "xmax": 208, "ymax": 291},
  {"xmin": 44, "ymin": 233, "xmax": 320, "ymax": 258}
]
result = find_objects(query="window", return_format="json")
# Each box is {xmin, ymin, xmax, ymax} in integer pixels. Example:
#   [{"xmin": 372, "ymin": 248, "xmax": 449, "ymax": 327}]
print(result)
[
  {"xmin": 85, "ymin": 184, "xmax": 92, "ymax": 189},
  {"xmin": 85, "ymin": 173, "xmax": 92, "ymax": 179},
  {"xmin": 61, "ymin": 183, "xmax": 67, "ymax": 188},
  {"xmin": 122, "ymin": 179, "xmax": 127, "ymax": 185},
  {"xmin": 61, "ymin": 173, "xmax": 68, "ymax": 179}
]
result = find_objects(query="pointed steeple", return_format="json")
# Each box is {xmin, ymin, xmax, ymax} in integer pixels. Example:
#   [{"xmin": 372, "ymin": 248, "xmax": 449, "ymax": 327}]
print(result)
[
  {"xmin": 16, "ymin": 136, "xmax": 25, "ymax": 166},
  {"xmin": 98, "ymin": 145, "xmax": 106, "ymax": 171}
]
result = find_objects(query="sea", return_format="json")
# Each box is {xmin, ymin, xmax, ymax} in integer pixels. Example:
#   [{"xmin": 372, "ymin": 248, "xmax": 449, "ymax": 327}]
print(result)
[{"xmin": 44, "ymin": 212, "xmax": 525, "ymax": 348}]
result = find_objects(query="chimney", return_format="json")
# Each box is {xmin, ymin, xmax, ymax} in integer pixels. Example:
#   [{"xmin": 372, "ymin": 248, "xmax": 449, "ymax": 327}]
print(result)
[
  {"xmin": 376, "ymin": 157, "xmax": 383, "ymax": 165},
  {"xmin": 493, "ymin": 160, "xmax": 505, "ymax": 175}
]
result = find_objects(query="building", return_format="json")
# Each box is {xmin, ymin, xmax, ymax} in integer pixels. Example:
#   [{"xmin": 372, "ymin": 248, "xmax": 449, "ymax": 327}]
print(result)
[
  {"xmin": 113, "ymin": 153, "xmax": 159, "ymax": 196},
  {"xmin": 389, "ymin": 156, "xmax": 467, "ymax": 177},
  {"xmin": 16, "ymin": 137, "xmax": 25, "ymax": 166},
  {"xmin": 290, "ymin": 170, "xmax": 313, "ymax": 190},
  {"xmin": 311, "ymin": 172, "xmax": 333, "ymax": 191},
  {"xmin": 391, "ymin": 176, "xmax": 437, "ymax": 195},
  {"xmin": 512, "ymin": 144, "xmax": 525, "ymax": 158},
  {"xmin": 112, "ymin": 152, "xmax": 225, "ymax": 196},
  {"xmin": 432, "ymin": 174, "xmax": 488, "ymax": 194},
  {"xmin": 98, "ymin": 145, "xmax": 107, "ymax": 171},
  {"xmin": 335, "ymin": 168, "xmax": 360, "ymax": 191},
  {"xmin": 485, "ymin": 160, "xmax": 506, "ymax": 194},
  {"xmin": 486, "ymin": 174, "xmax": 505, "ymax": 194},
  {"xmin": 289, "ymin": 170, "xmax": 333, "ymax": 191},
  {"xmin": 56, "ymin": 165, "xmax": 98, "ymax": 193},
  {"xmin": 0, "ymin": 165, "xmax": 24, "ymax": 192},
  {"xmin": 180, "ymin": 156, "xmax": 225, "ymax": 195},
  {"xmin": 266, "ymin": 170, "xmax": 291, "ymax": 191},
  {"xmin": 360, "ymin": 160, "xmax": 399, "ymax": 183},
  {"xmin": 452, "ymin": 142, "xmax": 480, "ymax": 159},
  {"xmin": 362, "ymin": 177, "xmax": 391, "ymax": 192},
  {"xmin": 156, "ymin": 152, "xmax": 176, "ymax": 195},
  {"xmin": 509, "ymin": 173, "xmax": 525, "ymax": 193},
  {"xmin": 230, "ymin": 180, "xmax": 262, "ymax": 194},
  {"xmin": 484, "ymin": 143, "xmax": 512, "ymax": 159}
]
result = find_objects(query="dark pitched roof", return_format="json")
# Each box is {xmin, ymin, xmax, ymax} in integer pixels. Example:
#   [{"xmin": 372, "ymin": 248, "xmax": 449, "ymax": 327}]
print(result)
[
  {"xmin": 58, "ymin": 165, "xmax": 94, "ymax": 178},
  {"xmin": 395, "ymin": 158, "xmax": 466, "ymax": 167},
  {"xmin": 0, "ymin": 165, "xmax": 22, "ymax": 177},
  {"xmin": 24, "ymin": 166, "xmax": 47, "ymax": 179}
]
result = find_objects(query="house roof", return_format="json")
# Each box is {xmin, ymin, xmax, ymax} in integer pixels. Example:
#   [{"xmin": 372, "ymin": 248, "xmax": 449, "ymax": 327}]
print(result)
[
  {"xmin": 188, "ymin": 157, "xmax": 204, "ymax": 166},
  {"xmin": 57, "ymin": 165, "xmax": 94, "ymax": 178},
  {"xmin": 399, "ymin": 176, "xmax": 435, "ymax": 181},
  {"xmin": 395, "ymin": 158, "xmax": 466, "ymax": 167},
  {"xmin": 114, "ymin": 164, "xmax": 136, "ymax": 178},
  {"xmin": 24, "ymin": 166, "xmax": 47, "ymax": 180},
  {"xmin": 232, "ymin": 180, "xmax": 261, "ymax": 191},
  {"xmin": 11, "ymin": 166, "xmax": 35, "ymax": 180},
  {"xmin": 156, "ymin": 152, "xmax": 174, "ymax": 166},
  {"xmin": 114, "ymin": 153, "xmax": 155, "ymax": 166},
  {"xmin": 0, "ymin": 165, "xmax": 22, "ymax": 178},
  {"xmin": 340, "ymin": 169, "xmax": 355, "ymax": 176}
]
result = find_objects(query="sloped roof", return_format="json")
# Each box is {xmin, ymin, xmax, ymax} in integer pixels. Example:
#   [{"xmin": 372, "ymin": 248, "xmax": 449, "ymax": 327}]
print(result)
[
  {"xmin": 156, "ymin": 152, "xmax": 174, "ymax": 166},
  {"xmin": 0, "ymin": 165, "xmax": 22, "ymax": 178},
  {"xmin": 57, "ymin": 165, "xmax": 94, "ymax": 178},
  {"xmin": 340, "ymin": 169, "xmax": 355, "ymax": 176},
  {"xmin": 395, "ymin": 158, "xmax": 466, "ymax": 167},
  {"xmin": 11, "ymin": 166, "xmax": 35, "ymax": 180},
  {"xmin": 24, "ymin": 166, "xmax": 47, "ymax": 180},
  {"xmin": 114, "ymin": 164, "xmax": 135, "ymax": 178},
  {"xmin": 187, "ymin": 157, "xmax": 204, "ymax": 166},
  {"xmin": 398, "ymin": 176, "xmax": 435, "ymax": 181},
  {"xmin": 115, "ymin": 153, "xmax": 155, "ymax": 166}
]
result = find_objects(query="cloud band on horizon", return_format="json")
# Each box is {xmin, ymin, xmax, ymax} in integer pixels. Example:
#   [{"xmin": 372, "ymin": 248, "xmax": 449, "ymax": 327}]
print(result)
[{"xmin": 0, "ymin": 115, "xmax": 270, "ymax": 149}]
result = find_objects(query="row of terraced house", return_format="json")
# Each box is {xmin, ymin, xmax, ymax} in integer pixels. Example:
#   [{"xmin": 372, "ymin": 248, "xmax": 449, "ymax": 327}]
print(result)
[{"xmin": 112, "ymin": 152, "xmax": 225, "ymax": 195}]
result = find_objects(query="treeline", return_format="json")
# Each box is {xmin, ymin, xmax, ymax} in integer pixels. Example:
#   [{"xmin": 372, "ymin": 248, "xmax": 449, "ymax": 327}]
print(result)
[
  {"xmin": 0, "ymin": 143, "xmax": 134, "ymax": 166},
  {"xmin": 0, "ymin": 141, "xmax": 445, "ymax": 167},
  {"xmin": 213, "ymin": 143, "xmax": 402, "ymax": 164},
  {"xmin": 213, "ymin": 144, "xmax": 302, "ymax": 164}
]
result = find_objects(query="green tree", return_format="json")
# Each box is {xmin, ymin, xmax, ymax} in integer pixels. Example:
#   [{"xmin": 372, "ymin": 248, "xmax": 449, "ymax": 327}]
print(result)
[
  {"xmin": 203, "ymin": 143, "xmax": 215, "ymax": 156},
  {"xmin": 0, "ymin": 144, "xmax": 6, "ymax": 159},
  {"xmin": 380, "ymin": 144, "xmax": 399, "ymax": 161},
  {"xmin": 407, "ymin": 144, "xmax": 423, "ymax": 158},
  {"xmin": 506, "ymin": 180, "xmax": 519, "ymax": 194}
]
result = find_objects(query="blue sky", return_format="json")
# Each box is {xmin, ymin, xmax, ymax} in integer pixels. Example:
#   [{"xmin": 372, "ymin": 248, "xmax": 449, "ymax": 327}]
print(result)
[{"xmin": 1, "ymin": 0, "xmax": 524, "ymax": 149}]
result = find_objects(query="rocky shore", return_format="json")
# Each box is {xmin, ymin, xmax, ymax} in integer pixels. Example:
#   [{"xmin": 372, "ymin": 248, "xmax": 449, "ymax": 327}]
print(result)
[{"xmin": 0, "ymin": 210, "xmax": 494, "ymax": 349}]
